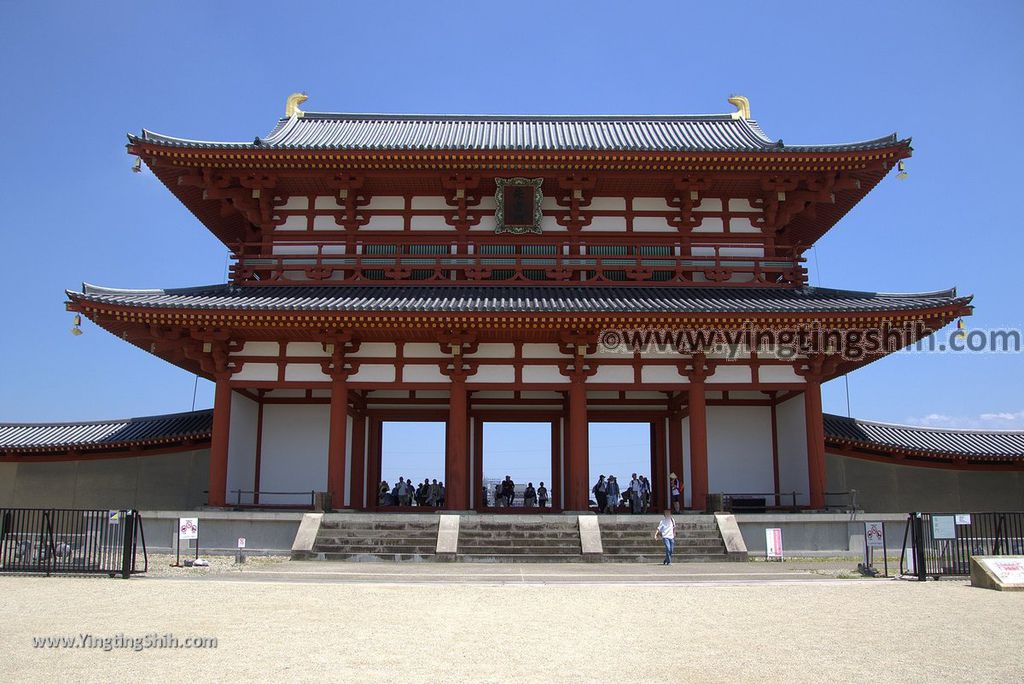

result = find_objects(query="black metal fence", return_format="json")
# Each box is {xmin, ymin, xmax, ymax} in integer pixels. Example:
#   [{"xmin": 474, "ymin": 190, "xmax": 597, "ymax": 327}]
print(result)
[
  {"xmin": 900, "ymin": 511, "xmax": 1024, "ymax": 580},
  {"xmin": 0, "ymin": 508, "xmax": 147, "ymax": 579}
]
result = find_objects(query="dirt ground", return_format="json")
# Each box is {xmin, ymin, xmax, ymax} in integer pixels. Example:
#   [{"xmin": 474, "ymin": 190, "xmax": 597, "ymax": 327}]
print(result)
[{"xmin": 2, "ymin": 564, "xmax": 1022, "ymax": 684}]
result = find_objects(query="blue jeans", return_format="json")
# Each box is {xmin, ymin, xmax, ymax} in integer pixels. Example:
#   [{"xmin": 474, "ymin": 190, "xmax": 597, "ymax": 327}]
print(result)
[{"xmin": 662, "ymin": 537, "xmax": 675, "ymax": 564}]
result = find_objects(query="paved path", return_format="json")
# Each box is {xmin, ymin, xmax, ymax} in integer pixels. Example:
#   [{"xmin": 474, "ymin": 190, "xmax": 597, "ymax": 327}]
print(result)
[{"xmin": 169, "ymin": 558, "xmax": 858, "ymax": 585}]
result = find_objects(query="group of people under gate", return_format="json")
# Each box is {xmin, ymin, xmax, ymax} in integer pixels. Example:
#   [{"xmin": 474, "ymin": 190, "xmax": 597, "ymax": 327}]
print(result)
[
  {"xmin": 378, "ymin": 477, "xmax": 446, "ymax": 507},
  {"xmin": 592, "ymin": 473, "xmax": 684, "ymax": 514},
  {"xmin": 487, "ymin": 476, "xmax": 549, "ymax": 508}
]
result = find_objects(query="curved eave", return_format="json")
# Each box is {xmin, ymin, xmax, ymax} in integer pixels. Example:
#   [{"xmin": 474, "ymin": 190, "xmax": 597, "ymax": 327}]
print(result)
[
  {"xmin": 65, "ymin": 283, "xmax": 972, "ymax": 318},
  {"xmin": 0, "ymin": 410, "xmax": 213, "ymax": 462},
  {"xmin": 127, "ymin": 114, "xmax": 906, "ymax": 155}
]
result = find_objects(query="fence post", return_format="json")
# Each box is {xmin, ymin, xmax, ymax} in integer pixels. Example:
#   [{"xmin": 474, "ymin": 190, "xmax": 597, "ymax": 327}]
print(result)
[
  {"xmin": 913, "ymin": 512, "xmax": 927, "ymax": 582},
  {"xmin": 120, "ymin": 510, "xmax": 134, "ymax": 579}
]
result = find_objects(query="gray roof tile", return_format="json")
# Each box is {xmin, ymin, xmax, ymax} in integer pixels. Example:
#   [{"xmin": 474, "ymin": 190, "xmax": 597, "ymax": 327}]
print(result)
[
  {"xmin": 130, "ymin": 112, "xmax": 903, "ymax": 154},
  {"xmin": 824, "ymin": 414, "xmax": 1024, "ymax": 460},
  {"xmin": 0, "ymin": 410, "xmax": 212, "ymax": 453},
  {"xmin": 69, "ymin": 284, "xmax": 965, "ymax": 315}
]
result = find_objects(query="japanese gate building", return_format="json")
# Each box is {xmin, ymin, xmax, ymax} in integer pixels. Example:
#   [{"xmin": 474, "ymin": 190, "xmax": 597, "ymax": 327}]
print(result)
[{"xmin": 3, "ymin": 94, "xmax": 1023, "ymax": 514}]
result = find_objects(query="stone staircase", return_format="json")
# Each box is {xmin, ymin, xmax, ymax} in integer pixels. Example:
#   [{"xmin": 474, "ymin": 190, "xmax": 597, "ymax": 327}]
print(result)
[
  {"xmin": 599, "ymin": 515, "xmax": 731, "ymax": 562},
  {"xmin": 457, "ymin": 516, "xmax": 583, "ymax": 562},
  {"xmin": 307, "ymin": 515, "xmax": 439, "ymax": 561}
]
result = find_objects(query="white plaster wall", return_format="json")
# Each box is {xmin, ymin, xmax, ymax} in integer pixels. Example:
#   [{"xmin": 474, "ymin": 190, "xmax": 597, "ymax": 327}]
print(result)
[
  {"xmin": 705, "ymin": 405, "xmax": 775, "ymax": 497},
  {"xmin": 466, "ymin": 343, "xmax": 515, "ymax": 358},
  {"xmin": 226, "ymin": 392, "xmax": 259, "ymax": 505},
  {"xmin": 350, "ymin": 365, "xmax": 397, "ymax": 383},
  {"xmin": 707, "ymin": 365, "xmax": 752, "ymax": 384},
  {"xmin": 284, "ymin": 363, "xmax": 330, "ymax": 382},
  {"xmin": 523, "ymin": 365, "xmax": 567, "ymax": 383},
  {"xmin": 776, "ymin": 395, "xmax": 810, "ymax": 505},
  {"xmin": 258, "ymin": 404, "xmax": 329, "ymax": 505},
  {"xmin": 232, "ymin": 363, "xmax": 277, "ymax": 382},
  {"xmin": 468, "ymin": 365, "xmax": 515, "ymax": 383},
  {"xmin": 286, "ymin": 342, "xmax": 329, "ymax": 357},
  {"xmin": 759, "ymin": 365, "xmax": 804, "ymax": 384},
  {"xmin": 403, "ymin": 365, "xmax": 449, "ymax": 383},
  {"xmin": 641, "ymin": 366, "xmax": 688, "ymax": 383},
  {"xmin": 587, "ymin": 366, "xmax": 633, "ymax": 384},
  {"xmin": 349, "ymin": 343, "xmax": 397, "ymax": 358}
]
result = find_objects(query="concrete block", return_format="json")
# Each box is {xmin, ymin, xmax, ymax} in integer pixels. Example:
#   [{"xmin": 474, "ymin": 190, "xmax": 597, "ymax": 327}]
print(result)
[
  {"xmin": 290, "ymin": 513, "xmax": 323, "ymax": 559},
  {"xmin": 714, "ymin": 513, "xmax": 748, "ymax": 561},
  {"xmin": 578, "ymin": 514, "xmax": 603, "ymax": 559},
  {"xmin": 970, "ymin": 556, "xmax": 1024, "ymax": 592},
  {"xmin": 435, "ymin": 514, "xmax": 460, "ymax": 560}
]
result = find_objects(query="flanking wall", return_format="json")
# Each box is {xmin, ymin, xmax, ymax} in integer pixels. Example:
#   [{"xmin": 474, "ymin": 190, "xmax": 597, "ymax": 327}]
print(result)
[
  {"xmin": 0, "ymin": 450, "xmax": 209, "ymax": 510},
  {"xmin": 826, "ymin": 453, "xmax": 1024, "ymax": 512}
]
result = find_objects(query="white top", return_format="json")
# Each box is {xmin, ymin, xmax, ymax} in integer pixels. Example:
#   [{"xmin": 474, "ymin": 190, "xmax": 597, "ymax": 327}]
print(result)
[{"xmin": 657, "ymin": 517, "xmax": 676, "ymax": 540}]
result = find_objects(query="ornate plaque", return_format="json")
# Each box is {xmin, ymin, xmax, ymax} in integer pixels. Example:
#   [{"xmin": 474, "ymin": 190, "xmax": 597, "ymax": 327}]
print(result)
[{"xmin": 495, "ymin": 177, "xmax": 543, "ymax": 234}]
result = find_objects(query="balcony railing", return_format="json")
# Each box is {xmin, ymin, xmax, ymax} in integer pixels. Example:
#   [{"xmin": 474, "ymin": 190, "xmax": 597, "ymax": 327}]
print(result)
[{"xmin": 229, "ymin": 241, "xmax": 807, "ymax": 287}]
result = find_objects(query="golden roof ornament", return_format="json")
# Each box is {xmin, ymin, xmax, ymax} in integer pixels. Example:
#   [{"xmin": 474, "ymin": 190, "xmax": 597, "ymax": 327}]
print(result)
[
  {"xmin": 728, "ymin": 95, "xmax": 751, "ymax": 120},
  {"xmin": 285, "ymin": 92, "xmax": 308, "ymax": 118}
]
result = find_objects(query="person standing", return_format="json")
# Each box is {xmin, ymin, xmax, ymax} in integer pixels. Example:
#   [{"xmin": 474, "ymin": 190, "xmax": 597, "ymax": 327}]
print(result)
[
  {"xmin": 640, "ymin": 476, "xmax": 651, "ymax": 513},
  {"xmin": 605, "ymin": 476, "xmax": 620, "ymax": 514},
  {"xmin": 437, "ymin": 481, "xmax": 446, "ymax": 508},
  {"xmin": 524, "ymin": 482, "xmax": 537, "ymax": 507},
  {"xmin": 592, "ymin": 475, "xmax": 608, "ymax": 512},
  {"xmin": 669, "ymin": 473, "xmax": 682, "ymax": 513},
  {"xmin": 537, "ymin": 482, "xmax": 548, "ymax": 508},
  {"xmin": 629, "ymin": 473, "xmax": 641, "ymax": 514},
  {"xmin": 655, "ymin": 510, "xmax": 677, "ymax": 565}
]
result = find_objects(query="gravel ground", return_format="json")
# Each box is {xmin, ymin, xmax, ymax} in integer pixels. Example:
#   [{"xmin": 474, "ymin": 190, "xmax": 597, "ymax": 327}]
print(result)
[{"xmin": 2, "ymin": 570, "xmax": 1023, "ymax": 683}]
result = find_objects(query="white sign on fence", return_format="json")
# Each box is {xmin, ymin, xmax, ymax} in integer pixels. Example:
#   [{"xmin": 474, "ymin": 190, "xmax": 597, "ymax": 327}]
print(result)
[
  {"xmin": 765, "ymin": 528, "xmax": 784, "ymax": 560},
  {"xmin": 955, "ymin": 514, "xmax": 972, "ymax": 526},
  {"xmin": 932, "ymin": 515, "xmax": 956, "ymax": 540},
  {"xmin": 864, "ymin": 522, "xmax": 885, "ymax": 548},
  {"xmin": 237, "ymin": 537, "xmax": 246, "ymax": 549},
  {"xmin": 108, "ymin": 510, "xmax": 121, "ymax": 525},
  {"xmin": 178, "ymin": 517, "xmax": 199, "ymax": 541}
]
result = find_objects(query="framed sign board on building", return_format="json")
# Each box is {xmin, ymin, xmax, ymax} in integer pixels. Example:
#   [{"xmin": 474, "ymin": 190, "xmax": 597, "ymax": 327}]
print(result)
[{"xmin": 495, "ymin": 177, "xmax": 543, "ymax": 234}]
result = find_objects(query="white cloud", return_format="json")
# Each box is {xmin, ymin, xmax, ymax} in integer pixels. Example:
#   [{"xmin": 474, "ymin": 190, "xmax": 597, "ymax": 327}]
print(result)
[{"xmin": 905, "ymin": 409, "xmax": 1024, "ymax": 430}]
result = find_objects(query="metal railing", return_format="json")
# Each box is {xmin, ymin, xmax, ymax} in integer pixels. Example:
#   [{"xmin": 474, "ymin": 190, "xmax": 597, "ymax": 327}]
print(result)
[
  {"xmin": 229, "ymin": 489, "xmax": 317, "ymax": 509},
  {"xmin": 229, "ymin": 240, "xmax": 806, "ymax": 287},
  {"xmin": 0, "ymin": 508, "xmax": 147, "ymax": 579},
  {"xmin": 708, "ymin": 490, "xmax": 857, "ymax": 513},
  {"xmin": 900, "ymin": 512, "xmax": 1024, "ymax": 580}
]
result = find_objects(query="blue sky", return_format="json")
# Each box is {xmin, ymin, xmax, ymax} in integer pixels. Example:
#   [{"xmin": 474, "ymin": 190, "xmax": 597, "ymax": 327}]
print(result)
[{"xmin": 1, "ymin": 1, "xmax": 1022, "ymax": 444}]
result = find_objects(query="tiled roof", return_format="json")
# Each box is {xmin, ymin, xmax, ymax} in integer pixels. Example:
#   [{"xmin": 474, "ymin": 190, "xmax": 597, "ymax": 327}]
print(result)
[
  {"xmin": 130, "ymin": 112, "xmax": 904, "ymax": 154},
  {"xmin": 824, "ymin": 414, "xmax": 1024, "ymax": 462},
  {"xmin": 0, "ymin": 410, "xmax": 212, "ymax": 455},
  {"xmin": 68, "ymin": 283, "xmax": 967, "ymax": 315}
]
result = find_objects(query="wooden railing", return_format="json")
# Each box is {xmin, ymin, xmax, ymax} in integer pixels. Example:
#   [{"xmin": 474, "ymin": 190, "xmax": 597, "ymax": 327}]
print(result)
[{"xmin": 228, "ymin": 241, "xmax": 807, "ymax": 287}]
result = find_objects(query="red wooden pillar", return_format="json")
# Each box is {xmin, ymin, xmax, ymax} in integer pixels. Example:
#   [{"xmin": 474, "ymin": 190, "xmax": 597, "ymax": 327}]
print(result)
[
  {"xmin": 804, "ymin": 377, "xmax": 826, "ymax": 509},
  {"xmin": 208, "ymin": 372, "xmax": 232, "ymax": 507},
  {"xmin": 366, "ymin": 417, "xmax": 383, "ymax": 509},
  {"xmin": 446, "ymin": 377, "xmax": 469, "ymax": 510},
  {"xmin": 652, "ymin": 418, "xmax": 668, "ymax": 511},
  {"xmin": 349, "ymin": 411, "xmax": 366, "ymax": 510},
  {"xmin": 668, "ymin": 411, "xmax": 684, "ymax": 507},
  {"xmin": 327, "ymin": 374, "xmax": 348, "ymax": 509},
  {"xmin": 566, "ymin": 376, "xmax": 590, "ymax": 510},
  {"xmin": 688, "ymin": 380, "xmax": 708, "ymax": 512}
]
